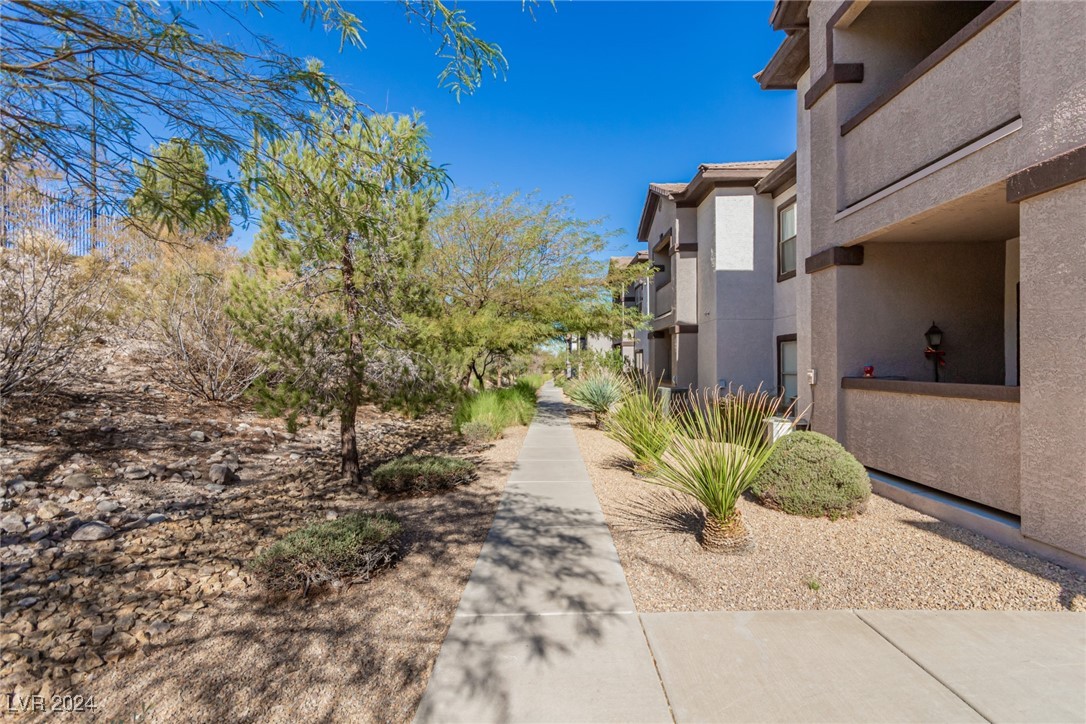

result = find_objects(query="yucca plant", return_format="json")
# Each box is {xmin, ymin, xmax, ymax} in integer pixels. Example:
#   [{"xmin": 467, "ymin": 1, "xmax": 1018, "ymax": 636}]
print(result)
[
  {"xmin": 650, "ymin": 385, "xmax": 795, "ymax": 552},
  {"xmin": 606, "ymin": 376, "xmax": 676, "ymax": 475},
  {"xmin": 567, "ymin": 370, "xmax": 628, "ymax": 427}
]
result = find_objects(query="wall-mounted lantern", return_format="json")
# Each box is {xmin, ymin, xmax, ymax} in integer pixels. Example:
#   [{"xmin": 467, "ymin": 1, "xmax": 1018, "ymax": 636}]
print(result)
[{"xmin": 924, "ymin": 322, "xmax": 946, "ymax": 382}]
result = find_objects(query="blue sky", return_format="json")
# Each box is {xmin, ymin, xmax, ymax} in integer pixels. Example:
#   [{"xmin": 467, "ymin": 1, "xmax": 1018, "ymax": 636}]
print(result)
[{"xmin": 207, "ymin": 1, "xmax": 796, "ymax": 254}]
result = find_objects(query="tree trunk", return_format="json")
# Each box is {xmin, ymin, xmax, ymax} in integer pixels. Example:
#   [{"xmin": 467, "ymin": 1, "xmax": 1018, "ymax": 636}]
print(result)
[
  {"xmin": 700, "ymin": 509, "xmax": 753, "ymax": 553},
  {"xmin": 340, "ymin": 403, "xmax": 360, "ymax": 484},
  {"xmin": 341, "ymin": 235, "xmax": 363, "ymax": 486}
]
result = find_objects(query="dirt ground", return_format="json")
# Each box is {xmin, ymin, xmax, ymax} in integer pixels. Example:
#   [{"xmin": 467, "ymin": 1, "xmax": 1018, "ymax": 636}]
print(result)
[
  {"xmin": 568, "ymin": 405, "xmax": 1086, "ymax": 613},
  {"xmin": 1, "ymin": 341, "xmax": 524, "ymax": 722}
]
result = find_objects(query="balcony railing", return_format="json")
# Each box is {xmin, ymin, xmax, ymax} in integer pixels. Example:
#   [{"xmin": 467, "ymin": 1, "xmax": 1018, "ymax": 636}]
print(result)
[
  {"xmin": 654, "ymin": 282, "xmax": 675, "ymax": 321},
  {"xmin": 838, "ymin": 2, "xmax": 1021, "ymax": 209}
]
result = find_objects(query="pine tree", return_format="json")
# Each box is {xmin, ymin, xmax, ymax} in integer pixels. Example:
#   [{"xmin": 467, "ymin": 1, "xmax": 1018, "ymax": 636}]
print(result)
[{"xmin": 230, "ymin": 101, "xmax": 444, "ymax": 485}]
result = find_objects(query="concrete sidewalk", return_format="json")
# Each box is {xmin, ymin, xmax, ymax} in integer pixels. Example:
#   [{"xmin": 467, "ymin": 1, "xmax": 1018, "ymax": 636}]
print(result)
[{"xmin": 416, "ymin": 383, "xmax": 1086, "ymax": 723}]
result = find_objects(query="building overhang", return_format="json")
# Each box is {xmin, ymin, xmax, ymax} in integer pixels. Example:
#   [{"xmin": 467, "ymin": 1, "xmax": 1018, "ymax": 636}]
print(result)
[
  {"xmin": 755, "ymin": 151, "xmax": 798, "ymax": 196},
  {"xmin": 769, "ymin": 0, "xmax": 811, "ymax": 31},
  {"xmin": 674, "ymin": 163, "xmax": 780, "ymax": 208},
  {"xmin": 755, "ymin": 28, "xmax": 810, "ymax": 90},
  {"xmin": 636, "ymin": 183, "xmax": 687, "ymax": 242}
]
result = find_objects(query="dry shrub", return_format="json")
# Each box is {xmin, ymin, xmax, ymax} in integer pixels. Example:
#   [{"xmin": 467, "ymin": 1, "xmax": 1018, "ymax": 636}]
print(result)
[{"xmin": 0, "ymin": 235, "xmax": 115, "ymax": 397}]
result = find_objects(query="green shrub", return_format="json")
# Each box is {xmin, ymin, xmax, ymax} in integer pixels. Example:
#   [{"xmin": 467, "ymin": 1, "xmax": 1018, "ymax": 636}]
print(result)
[
  {"xmin": 372, "ymin": 454, "xmax": 475, "ymax": 495},
  {"xmin": 751, "ymin": 431, "xmax": 871, "ymax": 519},
  {"xmin": 250, "ymin": 512, "xmax": 402, "ymax": 594},
  {"xmin": 460, "ymin": 419, "xmax": 496, "ymax": 443},
  {"xmin": 606, "ymin": 387, "xmax": 675, "ymax": 473},
  {"xmin": 516, "ymin": 373, "xmax": 545, "ymax": 391},
  {"xmin": 568, "ymin": 370, "xmax": 627, "ymax": 425},
  {"xmin": 453, "ymin": 384, "xmax": 537, "ymax": 437}
]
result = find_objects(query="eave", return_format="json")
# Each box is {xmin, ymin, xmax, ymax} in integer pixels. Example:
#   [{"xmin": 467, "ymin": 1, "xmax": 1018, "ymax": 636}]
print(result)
[{"xmin": 755, "ymin": 28, "xmax": 810, "ymax": 91}]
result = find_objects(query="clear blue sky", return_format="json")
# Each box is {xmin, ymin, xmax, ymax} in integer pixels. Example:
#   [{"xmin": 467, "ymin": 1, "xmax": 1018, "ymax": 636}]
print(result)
[{"xmin": 205, "ymin": 1, "xmax": 796, "ymax": 255}]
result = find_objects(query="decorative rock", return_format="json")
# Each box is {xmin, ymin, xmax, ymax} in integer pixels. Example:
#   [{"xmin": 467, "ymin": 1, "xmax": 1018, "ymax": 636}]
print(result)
[
  {"xmin": 1, "ymin": 513, "xmax": 27, "ymax": 534},
  {"xmin": 16, "ymin": 596, "xmax": 38, "ymax": 607},
  {"xmin": 91, "ymin": 624, "xmax": 113, "ymax": 645},
  {"xmin": 71, "ymin": 522, "xmax": 114, "ymax": 542},
  {"xmin": 123, "ymin": 466, "xmax": 151, "ymax": 480},
  {"xmin": 97, "ymin": 500, "xmax": 122, "ymax": 514},
  {"xmin": 147, "ymin": 621, "xmax": 171, "ymax": 636},
  {"xmin": 204, "ymin": 484, "xmax": 226, "ymax": 494},
  {"xmin": 37, "ymin": 501, "xmax": 65, "ymax": 521},
  {"xmin": 64, "ymin": 473, "xmax": 96, "ymax": 489},
  {"xmin": 7, "ymin": 479, "xmax": 28, "ymax": 495},
  {"xmin": 189, "ymin": 430, "xmax": 206, "ymax": 442},
  {"xmin": 147, "ymin": 513, "xmax": 167, "ymax": 525},
  {"xmin": 28, "ymin": 525, "xmax": 52, "ymax": 542},
  {"xmin": 149, "ymin": 464, "xmax": 168, "ymax": 479}
]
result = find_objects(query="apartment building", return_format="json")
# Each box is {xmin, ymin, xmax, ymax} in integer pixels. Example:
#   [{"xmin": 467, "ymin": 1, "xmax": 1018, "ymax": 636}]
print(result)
[
  {"xmin": 758, "ymin": 0, "xmax": 1086, "ymax": 568},
  {"xmin": 635, "ymin": 159, "xmax": 801, "ymax": 402}
]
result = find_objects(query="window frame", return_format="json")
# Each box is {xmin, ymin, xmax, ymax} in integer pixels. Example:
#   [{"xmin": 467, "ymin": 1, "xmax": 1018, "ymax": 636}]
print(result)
[
  {"xmin": 776, "ymin": 333, "xmax": 798, "ymax": 406},
  {"xmin": 777, "ymin": 196, "xmax": 797, "ymax": 282}
]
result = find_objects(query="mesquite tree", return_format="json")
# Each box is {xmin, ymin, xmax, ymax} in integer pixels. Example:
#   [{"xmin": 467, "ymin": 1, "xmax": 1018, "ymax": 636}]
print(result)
[{"xmin": 230, "ymin": 103, "xmax": 443, "ymax": 485}]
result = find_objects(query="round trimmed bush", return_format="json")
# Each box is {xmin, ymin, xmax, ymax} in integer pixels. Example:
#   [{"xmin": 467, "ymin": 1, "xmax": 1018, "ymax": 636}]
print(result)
[
  {"xmin": 372, "ymin": 454, "xmax": 475, "ymax": 495},
  {"xmin": 751, "ymin": 431, "xmax": 870, "ymax": 519},
  {"xmin": 250, "ymin": 511, "xmax": 401, "ymax": 594}
]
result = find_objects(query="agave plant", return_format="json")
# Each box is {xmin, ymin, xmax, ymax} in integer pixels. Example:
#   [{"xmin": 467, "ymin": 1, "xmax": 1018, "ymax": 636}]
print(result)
[
  {"xmin": 606, "ymin": 376, "xmax": 675, "ymax": 475},
  {"xmin": 650, "ymin": 385, "xmax": 795, "ymax": 552},
  {"xmin": 567, "ymin": 370, "xmax": 627, "ymax": 427}
]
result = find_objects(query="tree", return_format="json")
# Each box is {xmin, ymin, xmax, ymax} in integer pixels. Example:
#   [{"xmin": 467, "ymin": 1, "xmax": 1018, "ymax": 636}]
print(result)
[
  {"xmin": 421, "ymin": 191, "xmax": 643, "ymax": 388},
  {"xmin": 230, "ymin": 102, "xmax": 444, "ymax": 485},
  {"xmin": 128, "ymin": 138, "xmax": 232, "ymax": 244},
  {"xmin": 1, "ymin": 0, "xmax": 507, "ymax": 223}
]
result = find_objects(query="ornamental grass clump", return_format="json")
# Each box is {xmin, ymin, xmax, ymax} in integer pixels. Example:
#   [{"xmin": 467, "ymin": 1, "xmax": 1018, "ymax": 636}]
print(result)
[
  {"xmin": 650, "ymin": 386, "xmax": 795, "ymax": 552},
  {"xmin": 568, "ymin": 370, "xmax": 627, "ymax": 427},
  {"xmin": 250, "ymin": 512, "xmax": 402, "ymax": 595},
  {"xmin": 372, "ymin": 454, "xmax": 475, "ymax": 496},
  {"xmin": 453, "ymin": 384, "xmax": 537, "ymax": 439},
  {"xmin": 606, "ymin": 381, "xmax": 676, "ymax": 475},
  {"xmin": 751, "ymin": 431, "xmax": 870, "ymax": 518}
]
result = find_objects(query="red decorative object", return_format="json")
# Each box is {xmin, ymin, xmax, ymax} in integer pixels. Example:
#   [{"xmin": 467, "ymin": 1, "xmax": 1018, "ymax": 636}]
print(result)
[{"xmin": 863, "ymin": 366, "xmax": 874, "ymax": 378}]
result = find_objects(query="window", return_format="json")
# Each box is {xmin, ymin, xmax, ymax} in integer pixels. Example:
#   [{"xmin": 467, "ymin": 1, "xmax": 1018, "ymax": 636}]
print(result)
[
  {"xmin": 778, "ymin": 200, "xmax": 797, "ymax": 281},
  {"xmin": 777, "ymin": 335, "xmax": 798, "ymax": 405}
]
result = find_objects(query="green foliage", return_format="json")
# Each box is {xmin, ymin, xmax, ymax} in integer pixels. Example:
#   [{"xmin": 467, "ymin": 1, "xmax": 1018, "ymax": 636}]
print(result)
[
  {"xmin": 372, "ymin": 454, "xmax": 475, "ymax": 495},
  {"xmin": 650, "ymin": 387, "xmax": 792, "ymax": 526},
  {"xmin": 250, "ymin": 512, "xmax": 402, "ymax": 594},
  {"xmin": 128, "ymin": 138, "xmax": 232, "ymax": 242},
  {"xmin": 606, "ymin": 384, "xmax": 676, "ymax": 472},
  {"xmin": 460, "ymin": 419, "xmax": 497, "ymax": 444},
  {"xmin": 229, "ymin": 103, "xmax": 444, "ymax": 482},
  {"xmin": 567, "ymin": 370, "xmax": 627, "ymax": 424},
  {"xmin": 517, "ymin": 373, "xmax": 546, "ymax": 391},
  {"xmin": 751, "ymin": 431, "xmax": 871, "ymax": 519},
  {"xmin": 453, "ymin": 385, "xmax": 538, "ymax": 439},
  {"xmin": 418, "ymin": 191, "xmax": 636, "ymax": 388}
]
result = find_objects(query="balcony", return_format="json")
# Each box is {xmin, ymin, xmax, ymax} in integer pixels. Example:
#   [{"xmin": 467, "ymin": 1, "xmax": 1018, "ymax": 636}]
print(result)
[
  {"xmin": 653, "ymin": 282, "xmax": 675, "ymax": 328},
  {"xmin": 838, "ymin": 2, "xmax": 1021, "ymax": 209},
  {"xmin": 842, "ymin": 378, "xmax": 1020, "ymax": 514}
]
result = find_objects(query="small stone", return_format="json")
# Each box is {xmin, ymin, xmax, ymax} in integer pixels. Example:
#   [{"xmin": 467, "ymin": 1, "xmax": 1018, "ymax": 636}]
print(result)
[
  {"xmin": 124, "ymin": 466, "xmax": 151, "ymax": 480},
  {"xmin": 1, "ymin": 513, "xmax": 26, "ymax": 534},
  {"xmin": 16, "ymin": 596, "xmax": 37, "ymax": 608},
  {"xmin": 65, "ymin": 473, "xmax": 96, "ymax": 489},
  {"xmin": 147, "ymin": 621, "xmax": 171, "ymax": 636},
  {"xmin": 91, "ymin": 623, "xmax": 113, "ymax": 645},
  {"xmin": 71, "ymin": 521, "xmax": 114, "ymax": 541},
  {"xmin": 36, "ymin": 501, "xmax": 65, "ymax": 521},
  {"xmin": 97, "ymin": 500, "xmax": 122, "ymax": 514},
  {"xmin": 74, "ymin": 652, "xmax": 104, "ymax": 672},
  {"xmin": 149, "ymin": 463, "xmax": 168, "ymax": 478},
  {"xmin": 204, "ymin": 484, "xmax": 226, "ymax": 495},
  {"xmin": 147, "ymin": 513, "xmax": 167, "ymax": 525},
  {"xmin": 28, "ymin": 525, "xmax": 51, "ymax": 542},
  {"xmin": 189, "ymin": 430, "xmax": 206, "ymax": 442},
  {"xmin": 208, "ymin": 464, "xmax": 233, "ymax": 485}
]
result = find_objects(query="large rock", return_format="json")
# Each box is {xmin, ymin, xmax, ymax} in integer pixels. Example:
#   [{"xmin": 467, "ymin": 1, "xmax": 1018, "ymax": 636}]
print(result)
[
  {"xmin": 208, "ymin": 464, "xmax": 234, "ymax": 485},
  {"xmin": 123, "ymin": 466, "xmax": 150, "ymax": 480},
  {"xmin": 1, "ymin": 513, "xmax": 26, "ymax": 534},
  {"xmin": 36, "ymin": 501, "xmax": 65, "ymax": 521},
  {"xmin": 64, "ymin": 473, "xmax": 96, "ymax": 489},
  {"xmin": 71, "ymin": 522, "xmax": 114, "ymax": 542}
]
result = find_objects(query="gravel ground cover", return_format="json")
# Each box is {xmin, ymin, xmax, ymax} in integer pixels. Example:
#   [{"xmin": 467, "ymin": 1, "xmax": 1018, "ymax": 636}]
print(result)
[
  {"xmin": 569, "ymin": 406, "xmax": 1086, "ymax": 612},
  {"xmin": 0, "ymin": 340, "xmax": 526, "ymax": 721}
]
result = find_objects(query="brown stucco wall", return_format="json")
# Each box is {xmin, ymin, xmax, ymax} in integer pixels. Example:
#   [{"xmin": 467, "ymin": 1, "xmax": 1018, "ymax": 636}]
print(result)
[
  {"xmin": 1019, "ymin": 180, "xmax": 1086, "ymax": 558},
  {"xmin": 842, "ymin": 388, "xmax": 1020, "ymax": 514}
]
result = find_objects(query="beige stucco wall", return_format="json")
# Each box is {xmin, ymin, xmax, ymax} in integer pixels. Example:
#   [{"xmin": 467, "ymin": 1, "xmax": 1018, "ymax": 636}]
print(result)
[
  {"xmin": 842, "ymin": 388, "xmax": 1020, "ymax": 514},
  {"xmin": 1019, "ymin": 180, "xmax": 1086, "ymax": 558}
]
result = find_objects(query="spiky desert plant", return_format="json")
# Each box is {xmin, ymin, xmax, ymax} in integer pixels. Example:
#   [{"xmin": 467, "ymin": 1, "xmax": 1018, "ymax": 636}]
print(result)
[
  {"xmin": 650, "ymin": 385, "xmax": 795, "ymax": 552},
  {"xmin": 606, "ymin": 377, "xmax": 675, "ymax": 475},
  {"xmin": 568, "ymin": 370, "xmax": 627, "ymax": 427}
]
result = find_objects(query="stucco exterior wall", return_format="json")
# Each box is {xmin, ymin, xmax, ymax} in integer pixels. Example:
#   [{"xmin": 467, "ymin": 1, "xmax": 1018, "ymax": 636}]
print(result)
[
  {"xmin": 842, "ymin": 388, "xmax": 1020, "ymax": 514},
  {"xmin": 1004, "ymin": 237, "xmax": 1020, "ymax": 386},
  {"xmin": 772, "ymin": 184, "xmax": 799, "ymax": 398},
  {"xmin": 835, "ymin": 241, "xmax": 1006, "ymax": 384},
  {"xmin": 696, "ymin": 196, "xmax": 717, "ymax": 389},
  {"xmin": 1019, "ymin": 180, "xmax": 1086, "ymax": 558}
]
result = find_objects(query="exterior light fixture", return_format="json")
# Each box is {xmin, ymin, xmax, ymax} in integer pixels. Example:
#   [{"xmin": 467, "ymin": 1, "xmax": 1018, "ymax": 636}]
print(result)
[{"xmin": 924, "ymin": 322, "xmax": 945, "ymax": 382}]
